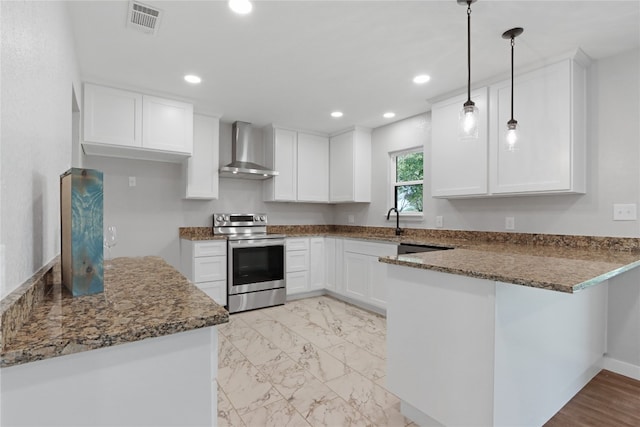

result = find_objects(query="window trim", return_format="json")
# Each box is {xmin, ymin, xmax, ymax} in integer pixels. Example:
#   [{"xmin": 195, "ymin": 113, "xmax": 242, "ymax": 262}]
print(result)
[{"xmin": 388, "ymin": 147, "xmax": 424, "ymax": 217}]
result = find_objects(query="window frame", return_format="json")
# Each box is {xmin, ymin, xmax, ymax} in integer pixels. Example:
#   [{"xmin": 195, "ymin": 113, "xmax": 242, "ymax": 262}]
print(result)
[{"xmin": 389, "ymin": 147, "xmax": 424, "ymax": 218}]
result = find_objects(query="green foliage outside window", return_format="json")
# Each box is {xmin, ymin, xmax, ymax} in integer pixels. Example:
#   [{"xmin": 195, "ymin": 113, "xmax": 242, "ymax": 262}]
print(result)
[{"xmin": 394, "ymin": 151, "xmax": 424, "ymax": 213}]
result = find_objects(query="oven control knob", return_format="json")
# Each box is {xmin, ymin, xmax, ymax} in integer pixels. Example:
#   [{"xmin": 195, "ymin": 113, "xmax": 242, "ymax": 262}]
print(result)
[
  {"xmin": 224, "ymin": 215, "xmax": 230, "ymax": 221},
  {"xmin": 254, "ymin": 215, "xmax": 260, "ymax": 221},
  {"xmin": 216, "ymin": 215, "xmax": 223, "ymax": 222},
  {"xmin": 260, "ymin": 215, "xmax": 266, "ymax": 221}
]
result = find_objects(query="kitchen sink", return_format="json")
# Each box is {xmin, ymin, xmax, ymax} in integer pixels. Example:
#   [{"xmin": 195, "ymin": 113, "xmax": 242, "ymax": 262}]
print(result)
[{"xmin": 397, "ymin": 243, "xmax": 453, "ymax": 255}]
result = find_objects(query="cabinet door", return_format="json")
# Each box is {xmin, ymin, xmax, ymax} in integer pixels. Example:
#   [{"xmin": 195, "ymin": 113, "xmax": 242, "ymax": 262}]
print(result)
[
  {"xmin": 343, "ymin": 251, "xmax": 370, "ymax": 301},
  {"xmin": 83, "ymin": 84, "xmax": 142, "ymax": 147},
  {"xmin": 309, "ymin": 238, "xmax": 325, "ymax": 290},
  {"xmin": 194, "ymin": 241, "xmax": 226, "ymax": 257},
  {"xmin": 194, "ymin": 256, "xmax": 226, "ymax": 283},
  {"xmin": 329, "ymin": 132, "xmax": 354, "ymax": 202},
  {"xmin": 324, "ymin": 238, "xmax": 336, "ymax": 291},
  {"xmin": 142, "ymin": 95, "xmax": 193, "ymax": 154},
  {"xmin": 184, "ymin": 114, "xmax": 219, "ymax": 199},
  {"xmin": 198, "ymin": 281, "xmax": 227, "ymax": 306},
  {"xmin": 489, "ymin": 60, "xmax": 575, "ymax": 194},
  {"xmin": 297, "ymin": 133, "xmax": 329, "ymax": 202},
  {"xmin": 369, "ymin": 255, "xmax": 388, "ymax": 308},
  {"xmin": 273, "ymin": 128, "xmax": 298, "ymax": 201},
  {"xmin": 431, "ymin": 88, "xmax": 489, "ymax": 198},
  {"xmin": 286, "ymin": 271, "xmax": 309, "ymax": 295}
]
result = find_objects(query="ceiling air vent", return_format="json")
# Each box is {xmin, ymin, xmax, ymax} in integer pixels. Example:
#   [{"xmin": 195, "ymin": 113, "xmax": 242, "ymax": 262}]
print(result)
[{"xmin": 127, "ymin": 1, "xmax": 162, "ymax": 35}]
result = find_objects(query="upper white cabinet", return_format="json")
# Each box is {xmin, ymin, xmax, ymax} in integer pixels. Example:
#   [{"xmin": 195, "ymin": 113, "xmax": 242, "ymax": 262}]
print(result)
[
  {"xmin": 430, "ymin": 52, "xmax": 587, "ymax": 198},
  {"xmin": 431, "ymin": 88, "xmax": 489, "ymax": 198},
  {"xmin": 489, "ymin": 56, "xmax": 587, "ymax": 195},
  {"xmin": 82, "ymin": 83, "xmax": 193, "ymax": 162},
  {"xmin": 183, "ymin": 114, "xmax": 220, "ymax": 200},
  {"xmin": 329, "ymin": 127, "xmax": 372, "ymax": 203},
  {"xmin": 142, "ymin": 95, "xmax": 193, "ymax": 154},
  {"xmin": 264, "ymin": 126, "xmax": 298, "ymax": 201},
  {"xmin": 297, "ymin": 133, "xmax": 330, "ymax": 202},
  {"xmin": 263, "ymin": 126, "xmax": 330, "ymax": 203},
  {"xmin": 83, "ymin": 84, "xmax": 142, "ymax": 148}
]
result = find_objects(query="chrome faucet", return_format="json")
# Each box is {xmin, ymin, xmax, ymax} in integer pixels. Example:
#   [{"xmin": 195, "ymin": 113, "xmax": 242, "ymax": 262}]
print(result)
[{"xmin": 387, "ymin": 207, "xmax": 403, "ymax": 236}]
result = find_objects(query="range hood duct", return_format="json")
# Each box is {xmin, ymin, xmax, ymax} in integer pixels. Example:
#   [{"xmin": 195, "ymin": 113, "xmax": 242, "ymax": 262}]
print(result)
[{"xmin": 219, "ymin": 121, "xmax": 278, "ymax": 180}]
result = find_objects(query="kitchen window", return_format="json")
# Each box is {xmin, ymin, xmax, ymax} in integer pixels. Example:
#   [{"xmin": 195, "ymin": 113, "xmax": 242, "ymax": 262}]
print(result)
[{"xmin": 390, "ymin": 148, "xmax": 424, "ymax": 215}]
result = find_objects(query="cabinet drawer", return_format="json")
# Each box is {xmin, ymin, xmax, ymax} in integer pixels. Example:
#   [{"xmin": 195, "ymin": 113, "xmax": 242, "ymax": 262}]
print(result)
[
  {"xmin": 194, "ymin": 256, "xmax": 226, "ymax": 282},
  {"xmin": 197, "ymin": 281, "xmax": 227, "ymax": 306},
  {"xmin": 286, "ymin": 250, "xmax": 309, "ymax": 273},
  {"xmin": 286, "ymin": 238, "xmax": 309, "ymax": 252},
  {"xmin": 286, "ymin": 271, "xmax": 309, "ymax": 295},
  {"xmin": 194, "ymin": 241, "xmax": 227, "ymax": 257}
]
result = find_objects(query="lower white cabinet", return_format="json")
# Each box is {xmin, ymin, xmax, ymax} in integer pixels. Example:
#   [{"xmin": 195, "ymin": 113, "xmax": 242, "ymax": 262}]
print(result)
[
  {"xmin": 180, "ymin": 239, "xmax": 227, "ymax": 306},
  {"xmin": 324, "ymin": 237, "xmax": 337, "ymax": 291},
  {"xmin": 286, "ymin": 237, "xmax": 310, "ymax": 295},
  {"xmin": 341, "ymin": 239, "xmax": 397, "ymax": 309},
  {"xmin": 309, "ymin": 237, "xmax": 325, "ymax": 290}
]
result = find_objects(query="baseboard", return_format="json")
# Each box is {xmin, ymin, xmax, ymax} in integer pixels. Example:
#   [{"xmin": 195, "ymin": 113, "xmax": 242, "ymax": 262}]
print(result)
[
  {"xmin": 286, "ymin": 290, "xmax": 325, "ymax": 301},
  {"xmin": 324, "ymin": 290, "xmax": 386, "ymax": 316},
  {"xmin": 603, "ymin": 356, "xmax": 640, "ymax": 381},
  {"xmin": 400, "ymin": 400, "xmax": 445, "ymax": 427}
]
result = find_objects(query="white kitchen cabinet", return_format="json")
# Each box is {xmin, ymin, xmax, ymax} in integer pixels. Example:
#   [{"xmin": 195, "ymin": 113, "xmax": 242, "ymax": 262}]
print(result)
[
  {"xmin": 263, "ymin": 126, "xmax": 298, "ymax": 201},
  {"xmin": 324, "ymin": 237, "xmax": 336, "ymax": 291},
  {"xmin": 83, "ymin": 83, "xmax": 142, "ymax": 148},
  {"xmin": 297, "ymin": 133, "xmax": 330, "ymax": 202},
  {"xmin": 342, "ymin": 239, "xmax": 397, "ymax": 309},
  {"xmin": 489, "ymin": 55, "xmax": 587, "ymax": 195},
  {"xmin": 82, "ymin": 83, "xmax": 194, "ymax": 162},
  {"xmin": 329, "ymin": 127, "xmax": 372, "ymax": 203},
  {"xmin": 264, "ymin": 126, "xmax": 330, "ymax": 203},
  {"xmin": 183, "ymin": 114, "xmax": 220, "ymax": 199},
  {"xmin": 285, "ymin": 237, "xmax": 310, "ymax": 295},
  {"xmin": 430, "ymin": 52, "xmax": 588, "ymax": 198},
  {"xmin": 142, "ymin": 95, "xmax": 193, "ymax": 154},
  {"xmin": 180, "ymin": 239, "xmax": 227, "ymax": 306},
  {"xmin": 309, "ymin": 237, "xmax": 325, "ymax": 290},
  {"xmin": 431, "ymin": 88, "xmax": 489, "ymax": 198}
]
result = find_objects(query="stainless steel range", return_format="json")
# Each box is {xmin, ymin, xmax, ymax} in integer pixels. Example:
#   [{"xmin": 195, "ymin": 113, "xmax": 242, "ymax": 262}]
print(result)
[{"xmin": 213, "ymin": 213, "xmax": 286, "ymax": 313}]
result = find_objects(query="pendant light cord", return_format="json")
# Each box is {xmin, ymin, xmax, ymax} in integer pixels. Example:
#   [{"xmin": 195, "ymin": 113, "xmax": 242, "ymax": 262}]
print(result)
[
  {"xmin": 510, "ymin": 37, "xmax": 515, "ymax": 122},
  {"xmin": 467, "ymin": 1, "xmax": 472, "ymax": 103}
]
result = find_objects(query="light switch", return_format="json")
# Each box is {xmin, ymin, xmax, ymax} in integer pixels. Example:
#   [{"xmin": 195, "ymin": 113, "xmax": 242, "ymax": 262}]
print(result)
[
  {"xmin": 613, "ymin": 204, "xmax": 637, "ymax": 221},
  {"xmin": 128, "ymin": 176, "xmax": 136, "ymax": 187}
]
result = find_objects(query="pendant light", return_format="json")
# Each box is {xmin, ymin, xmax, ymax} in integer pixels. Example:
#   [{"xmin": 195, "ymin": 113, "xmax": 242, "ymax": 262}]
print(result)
[
  {"xmin": 502, "ymin": 27, "xmax": 523, "ymax": 151},
  {"xmin": 458, "ymin": 0, "xmax": 478, "ymax": 140}
]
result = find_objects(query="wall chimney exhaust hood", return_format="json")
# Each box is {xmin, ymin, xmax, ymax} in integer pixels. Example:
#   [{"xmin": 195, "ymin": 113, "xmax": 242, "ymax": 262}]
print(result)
[{"xmin": 219, "ymin": 121, "xmax": 278, "ymax": 180}]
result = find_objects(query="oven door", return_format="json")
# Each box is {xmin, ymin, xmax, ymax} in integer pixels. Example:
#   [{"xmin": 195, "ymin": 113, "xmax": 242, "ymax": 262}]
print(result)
[{"xmin": 228, "ymin": 239, "xmax": 285, "ymax": 295}]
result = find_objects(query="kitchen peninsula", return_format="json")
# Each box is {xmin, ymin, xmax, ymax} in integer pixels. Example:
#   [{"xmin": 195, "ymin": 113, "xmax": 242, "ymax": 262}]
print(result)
[
  {"xmin": 380, "ymin": 240, "xmax": 640, "ymax": 427},
  {"xmin": 1, "ymin": 256, "xmax": 228, "ymax": 427}
]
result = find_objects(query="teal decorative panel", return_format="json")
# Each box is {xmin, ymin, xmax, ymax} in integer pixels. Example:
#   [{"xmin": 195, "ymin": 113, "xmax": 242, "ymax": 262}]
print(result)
[{"xmin": 60, "ymin": 168, "xmax": 104, "ymax": 296}]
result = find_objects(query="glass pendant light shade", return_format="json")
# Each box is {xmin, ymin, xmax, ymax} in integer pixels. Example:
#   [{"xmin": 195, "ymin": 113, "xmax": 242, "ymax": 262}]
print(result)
[
  {"xmin": 460, "ymin": 101, "xmax": 479, "ymax": 139},
  {"xmin": 505, "ymin": 119, "xmax": 519, "ymax": 151}
]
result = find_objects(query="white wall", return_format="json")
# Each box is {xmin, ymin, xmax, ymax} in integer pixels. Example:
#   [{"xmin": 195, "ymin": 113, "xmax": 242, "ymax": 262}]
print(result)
[
  {"xmin": 0, "ymin": 1, "xmax": 81, "ymax": 298},
  {"xmin": 335, "ymin": 48, "xmax": 640, "ymax": 239},
  {"xmin": 82, "ymin": 122, "xmax": 334, "ymax": 269}
]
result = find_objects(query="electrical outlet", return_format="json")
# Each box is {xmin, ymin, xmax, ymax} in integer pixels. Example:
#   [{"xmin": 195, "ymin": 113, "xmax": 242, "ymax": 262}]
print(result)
[
  {"xmin": 505, "ymin": 216, "xmax": 515, "ymax": 230},
  {"xmin": 613, "ymin": 203, "xmax": 637, "ymax": 221},
  {"xmin": 348, "ymin": 215, "xmax": 355, "ymax": 224},
  {"xmin": 435, "ymin": 216, "xmax": 443, "ymax": 228},
  {"xmin": 128, "ymin": 176, "xmax": 136, "ymax": 187}
]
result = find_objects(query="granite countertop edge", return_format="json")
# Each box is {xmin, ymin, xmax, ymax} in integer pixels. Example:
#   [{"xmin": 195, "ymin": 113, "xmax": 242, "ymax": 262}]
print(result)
[{"xmin": 1, "ymin": 256, "xmax": 229, "ymax": 369}]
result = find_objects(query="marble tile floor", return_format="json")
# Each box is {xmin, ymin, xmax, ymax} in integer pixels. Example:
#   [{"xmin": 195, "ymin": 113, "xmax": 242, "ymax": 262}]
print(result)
[{"xmin": 217, "ymin": 295, "xmax": 417, "ymax": 427}]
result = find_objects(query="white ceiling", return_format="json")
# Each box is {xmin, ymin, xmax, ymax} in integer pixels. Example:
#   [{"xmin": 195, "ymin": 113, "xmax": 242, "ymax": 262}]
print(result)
[{"xmin": 67, "ymin": 0, "xmax": 640, "ymax": 134}]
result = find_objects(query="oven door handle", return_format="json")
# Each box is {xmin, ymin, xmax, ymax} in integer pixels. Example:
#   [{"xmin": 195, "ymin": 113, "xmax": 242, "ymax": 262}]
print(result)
[{"xmin": 228, "ymin": 239, "xmax": 285, "ymax": 248}]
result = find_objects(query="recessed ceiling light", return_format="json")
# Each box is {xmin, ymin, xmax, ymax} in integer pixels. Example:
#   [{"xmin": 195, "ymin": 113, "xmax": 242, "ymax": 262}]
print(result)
[
  {"xmin": 229, "ymin": 0, "xmax": 252, "ymax": 14},
  {"xmin": 331, "ymin": 111, "xmax": 343, "ymax": 118},
  {"xmin": 413, "ymin": 74, "xmax": 431, "ymax": 84},
  {"xmin": 383, "ymin": 112, "xmax": 396, "ymax": 119},
  {"xmin": 184, "ymin": 74, "xmax": 201, "ymax": 84}
]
